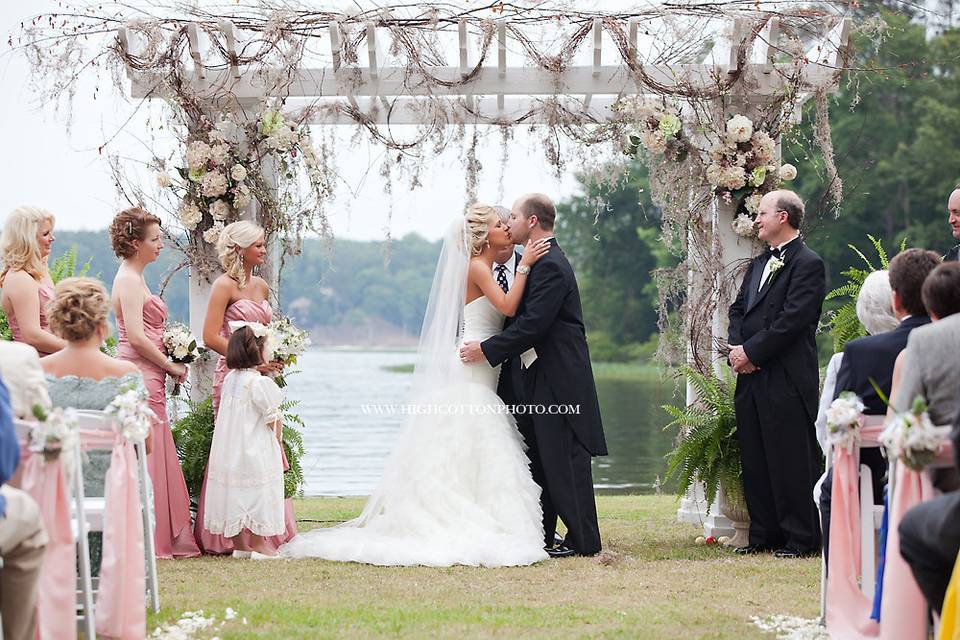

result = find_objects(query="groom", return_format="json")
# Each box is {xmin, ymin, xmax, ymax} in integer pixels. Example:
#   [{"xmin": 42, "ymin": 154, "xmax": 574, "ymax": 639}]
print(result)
[
  {"xmin": 460, "ymin": 193, "xmax": 607, "ymax": 557},
  {"xmin": 727, "ymin": 189, "xmax": 825, "ymax": 558}
]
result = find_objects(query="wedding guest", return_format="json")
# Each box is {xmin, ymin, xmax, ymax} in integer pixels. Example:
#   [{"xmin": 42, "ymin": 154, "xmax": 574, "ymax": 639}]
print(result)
[
  {"xmin": 898, "ymin": 400, "xmax": 960, "ymax": 613},
  {"xmin": 945, "ymin": 185, "xmax": 959, "ymax": 261},
  {"xmin": 0, "ymin": 375, "xmax": 47, "ymax": 640},
  {"xmin": 109, "ymin": 208, "xmax": 200, "ymax": 559},
  {"xmin": 0, "ymin": 341, "xmax": 50, "ymax": 420},
  {"xmin": 0, "ymin": 206, "xmax": 66, "ymax": 356},
  {"xmin": 890, "ymin": 262, "xmax": 960, "ymax": 423},
  {"xmin": 195, "ymin": 221, "xmax": 294, "ymax": 555},
  {"xmin": 727, "ymin": 190, "xmax": 825, "ymax": 558},
  {"xmin": 203, "ymin": 324, "xmax": 285, "ymax": 558},
  {"xmin": 817, "ymin": 250, "xmax": 939, "ymax": 562}
]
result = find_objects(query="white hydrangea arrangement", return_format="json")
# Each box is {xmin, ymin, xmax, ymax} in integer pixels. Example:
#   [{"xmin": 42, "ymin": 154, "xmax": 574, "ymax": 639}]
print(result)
[
  {"xmin": 614, "ymin": 97, "xmax": 689, "ymax": 161},
  {"xmin": 29, "ymin": 405, "xmax": 79, "ymax": 462},
  {"xmin": 267, "ymin": 316, "xmax": 312, "ymax": 388},
  {"xmin": 826, "ymin": 392, "xmax": 866, "ymax": 453},
  {"xmin": 105, "ymin": 386, "xmax": 155, "ymax": 443},
  {"xmin": 880, "ymin": 396, "xmax": 952, "ymax": 471},
  {"xmin": 162, "ymin": 322, "xmax": 207, "ymax": 396}
]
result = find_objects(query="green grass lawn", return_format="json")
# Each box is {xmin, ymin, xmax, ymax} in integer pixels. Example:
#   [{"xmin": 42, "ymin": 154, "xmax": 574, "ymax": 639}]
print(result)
[{"xmin": 147, "ymin": 495, "xmax": 820, "ymax": 639}]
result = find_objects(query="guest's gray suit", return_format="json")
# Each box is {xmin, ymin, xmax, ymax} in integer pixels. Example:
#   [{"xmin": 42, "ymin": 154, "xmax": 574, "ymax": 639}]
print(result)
[{"xmin": 892, "ymin": 312, "xmax": 960, "ymax": 424}]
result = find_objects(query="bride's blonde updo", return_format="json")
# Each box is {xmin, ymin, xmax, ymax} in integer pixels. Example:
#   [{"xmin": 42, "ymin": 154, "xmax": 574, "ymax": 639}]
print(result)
[
  {"xmin": 47, "ymin": 277, "xmax": 111, "ymax": 342},
  {"xmin": 0, "ymin": 205, "xmax": 55, "ymax": 285},
  {"xmin": 216, "ymin": 220, "xmax": 263, "ymax": 288},
  {"xmin": 464, "ymin": 203, "xmax": 497, "ymax": 256}
]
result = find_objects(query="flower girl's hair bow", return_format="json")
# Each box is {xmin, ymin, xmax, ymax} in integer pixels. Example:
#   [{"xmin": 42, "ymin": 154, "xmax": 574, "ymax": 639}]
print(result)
[{"xmin": 228, "ymin": 320, "xmax": 268, "ymax": 338}]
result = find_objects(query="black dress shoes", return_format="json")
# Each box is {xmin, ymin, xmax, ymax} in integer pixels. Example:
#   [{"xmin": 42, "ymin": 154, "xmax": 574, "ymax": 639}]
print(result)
[
  {"xmin": 546, "ymin": 544, "xmax": 577, "ymax": 558},
  {"xmin": 733, "ymin": 544, "xmax": 770, "ymax": 555},
  {"xmin": 773, "ymin": 547, "xmax": 818, "ymax": 559}
]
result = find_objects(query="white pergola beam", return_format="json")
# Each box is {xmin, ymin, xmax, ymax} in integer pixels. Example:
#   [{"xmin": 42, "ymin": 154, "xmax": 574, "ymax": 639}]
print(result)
[
  {"xmin": 806, "ymin": 17, "xmax": 851, "ymax": 67},
  {"xmin": 128, "ymin": 63, "xmax": 839, "ymax": 100},
  {"xmin": 295, "ymin": 96, "xmax": 619, "ymax": 125},
  {"xmin": 218, "ymin": 19, "xmax": 241, "ymax": 79},
  {"xmin": 750, "ymin": 17, "xmax": 779, "ymax": 70},
  {"xmin": 497, "ymin": 21, "xmax": 506, "ymax": 111},
  {"xmin": 186, "ymin": 22, "xmax": 206, "ymax": 80}
]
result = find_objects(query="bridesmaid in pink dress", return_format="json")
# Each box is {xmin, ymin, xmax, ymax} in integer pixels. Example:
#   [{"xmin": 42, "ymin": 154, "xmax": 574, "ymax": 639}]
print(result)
[
  {"xmin": 0, "ymin": 206, "xmax": 66, "ymax": 356},
  {"xmin": 110, "ymin": 207, "xmax": 200, "ymax": 559},
  {"xmin": 196, "ymin": 220, "xmax": 297, "ymax": 555}
]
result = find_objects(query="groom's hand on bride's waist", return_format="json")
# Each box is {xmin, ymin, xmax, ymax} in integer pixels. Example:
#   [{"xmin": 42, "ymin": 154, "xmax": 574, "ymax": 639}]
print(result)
[{"xmin": 459, "ymin": 341, "xmax": 485, "ymax": 363}]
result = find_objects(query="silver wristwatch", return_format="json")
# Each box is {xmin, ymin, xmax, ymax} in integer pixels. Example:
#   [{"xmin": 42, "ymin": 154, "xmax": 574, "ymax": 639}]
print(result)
[{"xmin": 517, "ymin": 265, "xmax": 531, "ymax": 275}]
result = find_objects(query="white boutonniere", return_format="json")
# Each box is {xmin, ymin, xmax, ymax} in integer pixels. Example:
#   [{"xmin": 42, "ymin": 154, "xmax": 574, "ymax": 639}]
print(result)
[{"xmin": 768, "ymin": 255, "xmax": 785, "ymax": 274}]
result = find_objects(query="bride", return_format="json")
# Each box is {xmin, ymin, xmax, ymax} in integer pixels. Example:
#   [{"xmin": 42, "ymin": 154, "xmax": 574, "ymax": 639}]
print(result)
[{"xmin": 280, "ymin": 204, "xmax": 551, "ymax": 567}]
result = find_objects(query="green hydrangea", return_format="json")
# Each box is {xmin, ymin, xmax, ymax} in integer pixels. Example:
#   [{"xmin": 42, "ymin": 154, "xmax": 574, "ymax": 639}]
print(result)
[
  {"xmin": 658, "ymin": 113, "xmax": 682, "ymax": 138},
  {"xmin": 259, "ymin": 111, "xmax": 286, "ymax": 136}
]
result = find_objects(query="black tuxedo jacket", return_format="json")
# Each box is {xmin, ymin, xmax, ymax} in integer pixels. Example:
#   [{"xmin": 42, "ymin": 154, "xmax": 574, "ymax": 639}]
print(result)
[
  {"xmin": 495, "ymin": 251, "xmax": 522, "ymax": 407},
  {"xmin": 945, "ymin": 244, "xmax": 960, "ymax": 262},
  {"xmin": 481, "ymin": 239, "xmax": 607, "ymax": 456},
  {"xmin": 728, "ymin": 237, "xmax": 826, "ymax": 417},
  {"xmin": 833, "ymin": 315, "xmax": 931, "ymax": 415}
]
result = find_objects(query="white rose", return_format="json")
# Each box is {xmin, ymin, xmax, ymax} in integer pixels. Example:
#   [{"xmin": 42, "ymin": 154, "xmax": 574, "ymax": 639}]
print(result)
[
  {"xmin": 778, "ymin": 163, "xmax": 798, "ymax": 181},
  {"xmin": 156, "ymin": 173, "xmax": 172, "ymax": 188},
  {"xmin": 178, "ymin": 203, "xmax": 202, "ymax": 230},
  {"xmin": 173, "ymin": 345, "xmax": 189, "ymax": 360},
  {"xmin": 725, "ymin": 114, "xmax": 753, "ymax": 143},
  {"xmin": 210, "ymin": 199, "xmax": 231, "ymax": 221},
  {"xmin": 230, "ymin": 164, "xmax": 248, "ymax": 181},
  {"xmin": 201, "ymin": 171, "xmax": 228, "ymax": 198}
]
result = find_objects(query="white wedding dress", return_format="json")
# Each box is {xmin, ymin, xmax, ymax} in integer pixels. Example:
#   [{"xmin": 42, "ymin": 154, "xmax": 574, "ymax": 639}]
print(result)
[{"xmin": 279, "ymin": 296, "xmax": 547, "ymax": 567}]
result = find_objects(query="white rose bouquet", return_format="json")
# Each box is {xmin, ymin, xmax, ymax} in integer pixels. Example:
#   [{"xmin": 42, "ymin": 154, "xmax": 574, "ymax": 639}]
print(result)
[
  {"xmin": 162, "ymin": 322, "xmax": 206, "ymax": 396},
  {"xmin": 29, "ymin": 405, "xmax": 79, "ymax": 462},
  {"xmin": 267, "ymin": 316, "xmax": 311, "ymax": 388},
  {"xmin": 880, "ymin": 395, "xmax": 952, "ymax": 471},
  {"xmin": 105, "ymin": 385, "xmax": 155, "ymax": 443},
  {"xmin": 826, "ymin": 392, "xmax": 866, "ymax": 453}
]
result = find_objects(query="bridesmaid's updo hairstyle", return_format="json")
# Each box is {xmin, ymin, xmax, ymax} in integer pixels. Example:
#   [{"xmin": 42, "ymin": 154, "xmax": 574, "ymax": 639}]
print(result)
[
  {"xmin": 216, "ymin": 221, "xmax": 264, "ymax": 289},
  {"xmin": 108, "ymin": 207, "xmax": 161, "ymax": 259},
  {"xmin": 226, "ymin": 326, "xmax": 267, "ymax": 370},
  {"xmin": 0, "ymin": 205, "xmax": 55, "ymax": 285},
  {"xmin": 464, "ymin": 203, "xmax": 497, "ymax": 256},
  {"xmin": 47, "ymin": 277, "xmax": 111, "ymax": 342}
]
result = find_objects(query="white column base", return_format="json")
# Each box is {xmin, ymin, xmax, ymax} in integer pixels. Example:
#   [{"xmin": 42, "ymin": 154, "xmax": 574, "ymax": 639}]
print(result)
[{"xmin": 676, "ymin": 483, "xmax": 708, "ymax": 525}]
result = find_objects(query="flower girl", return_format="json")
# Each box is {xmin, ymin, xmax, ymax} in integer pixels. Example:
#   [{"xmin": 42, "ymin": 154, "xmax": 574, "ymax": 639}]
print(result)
[{"xmin": 202, "ymin": 322, "xmax": 285, "ymax": 558}]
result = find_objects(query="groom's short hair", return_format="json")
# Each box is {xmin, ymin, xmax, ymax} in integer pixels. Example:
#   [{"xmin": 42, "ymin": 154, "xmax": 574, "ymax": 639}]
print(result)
[
  {"xmin": 519, "ymin": 193, "xmax": 556, "ymax": 231},
  {"xmin": 921, "ymin": 262, "xmax": 960, "ymax": 319},
  {"xmin": 774, "ymin": 190, "xmax": 805, "ymax": 230}
]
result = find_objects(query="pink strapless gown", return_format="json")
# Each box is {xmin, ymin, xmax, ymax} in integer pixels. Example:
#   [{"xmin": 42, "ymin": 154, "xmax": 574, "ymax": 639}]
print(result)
[
  {"xmin": 117, "ymin": 295, "xmax": 201, "ymax": 559},
  {"xmin": 8, "ymin": 282, "xmax": 55, "ymax": 356},
  {"xmin": 195, "ymin": 299, "xmax": 298, "ymax": 554}
]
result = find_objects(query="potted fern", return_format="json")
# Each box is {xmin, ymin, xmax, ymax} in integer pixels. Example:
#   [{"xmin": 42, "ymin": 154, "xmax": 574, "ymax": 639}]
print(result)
[{"xmin": 663, "ymin": 365, "xmax": 748, "ymax": 546}]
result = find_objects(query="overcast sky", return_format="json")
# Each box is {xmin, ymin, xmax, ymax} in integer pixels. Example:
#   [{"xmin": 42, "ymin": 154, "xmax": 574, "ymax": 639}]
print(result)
[{"xmin": 0, "ymin": 1, "xmax": 596, "ymax": 243}]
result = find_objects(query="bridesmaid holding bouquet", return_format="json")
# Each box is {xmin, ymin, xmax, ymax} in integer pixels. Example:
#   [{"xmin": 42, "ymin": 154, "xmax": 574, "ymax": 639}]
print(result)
[{"xmin": 110, "ymin": 207, "xmax": 200, "ymax": 559}]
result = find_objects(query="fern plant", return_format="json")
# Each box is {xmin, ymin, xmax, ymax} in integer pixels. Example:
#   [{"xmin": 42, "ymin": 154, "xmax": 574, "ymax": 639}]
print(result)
[
  {"xmin": 172, "ymin": 394, "xmax": 306, "ymax": 510},
  {"xmin": 824, "ymin": 234, "xmax": 906, "ymax": 352},
  {"xmin": 662, "ymin": 365, "xmax": 743, "ymax": 512}
]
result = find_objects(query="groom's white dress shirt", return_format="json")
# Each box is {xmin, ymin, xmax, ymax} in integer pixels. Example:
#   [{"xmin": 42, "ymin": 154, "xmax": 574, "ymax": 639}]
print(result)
[
  {"xmin": 493, "ymin": 255, "xmax": 516, "ymax": 291},
  {"xmin": 758, "ymin": 232, "xmax": 801, "ymax": 291}
]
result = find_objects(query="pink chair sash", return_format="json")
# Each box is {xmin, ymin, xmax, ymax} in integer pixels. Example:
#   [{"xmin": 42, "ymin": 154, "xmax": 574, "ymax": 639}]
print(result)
[
  {"xmin": 826, "ymin": 418, "xmax": 954, "ymax": 640},
  {"xmin": 20, "ymin": 453, "xmax": 77, "ymax": 640},
  {"xmin": 80, "ymin": 429, "xmax": 147, "ymax": 640}
]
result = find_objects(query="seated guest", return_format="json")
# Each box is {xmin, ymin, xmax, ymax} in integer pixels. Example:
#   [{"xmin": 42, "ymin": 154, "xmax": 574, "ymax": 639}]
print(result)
[
  {"xmin": 890, "ymin": 262, "xmax": 960, "ymax": 424},
  {"xmin": 899, "ymin": 400, "xmax": 960, "ymax": 613},
  {"xmin": 0, "ymin": 341, "xmax": 50, "ymax": 419},
  {"xmin": 818, "ymin": 249, "xmax": 939, "ymax": 562},
  {"xmin": 0, "ymin": 375, "xmax": 48, "ymax": 640}
]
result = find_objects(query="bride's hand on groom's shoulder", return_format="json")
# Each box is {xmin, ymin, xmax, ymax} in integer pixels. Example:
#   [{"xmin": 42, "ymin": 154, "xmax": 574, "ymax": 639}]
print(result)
[{"xmin": 519, "ymin": 239, "xmax": 550, "ymax": 267}]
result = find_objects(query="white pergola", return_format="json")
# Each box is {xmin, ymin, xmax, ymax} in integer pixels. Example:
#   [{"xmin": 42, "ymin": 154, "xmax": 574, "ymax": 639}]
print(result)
[{"xmin": 118, "ymin": 12, "xmax": 851, "ymax": 535}]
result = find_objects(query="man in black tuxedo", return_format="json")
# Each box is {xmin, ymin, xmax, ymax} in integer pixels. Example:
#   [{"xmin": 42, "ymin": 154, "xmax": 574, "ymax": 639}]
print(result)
[
  {"xmin": 459, "ymin": 193, "xmax": 607, "ymax": 557},
  {"xmin": 945, "ymin": 186, "xmax": 960, "ymax": 262},
  {"xmin": 727, "ymin": 189, "xmax": 825, "ymax": 558},
  {"xmin": 819, "ymin": 248, "xmax": 939, "ymax": 562}
]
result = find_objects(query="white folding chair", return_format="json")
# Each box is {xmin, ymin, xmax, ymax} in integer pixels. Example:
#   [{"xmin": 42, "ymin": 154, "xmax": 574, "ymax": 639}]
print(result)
[
  {"xmin": 13, "ymin": 418, "xmax": 95, "ymax": 639},
  {"xmin": 74, "ymin": 411, "xmax": 160, "ymax": 615}
]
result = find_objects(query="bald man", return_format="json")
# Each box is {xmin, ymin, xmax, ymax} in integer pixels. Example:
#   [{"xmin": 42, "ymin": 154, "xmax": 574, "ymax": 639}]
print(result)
[
  {"xmin": 727, "ymin": 189, "xmax": 826, "ymax": 558},
  {"xmin": 945, "ymin": 186, "xmax": 960, "ymax": 262}
]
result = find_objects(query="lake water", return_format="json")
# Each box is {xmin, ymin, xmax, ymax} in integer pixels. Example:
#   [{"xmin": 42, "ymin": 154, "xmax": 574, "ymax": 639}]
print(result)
[{"xmin": 284, "ymin": 349, "xmax": 681, "ymax": 496}]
